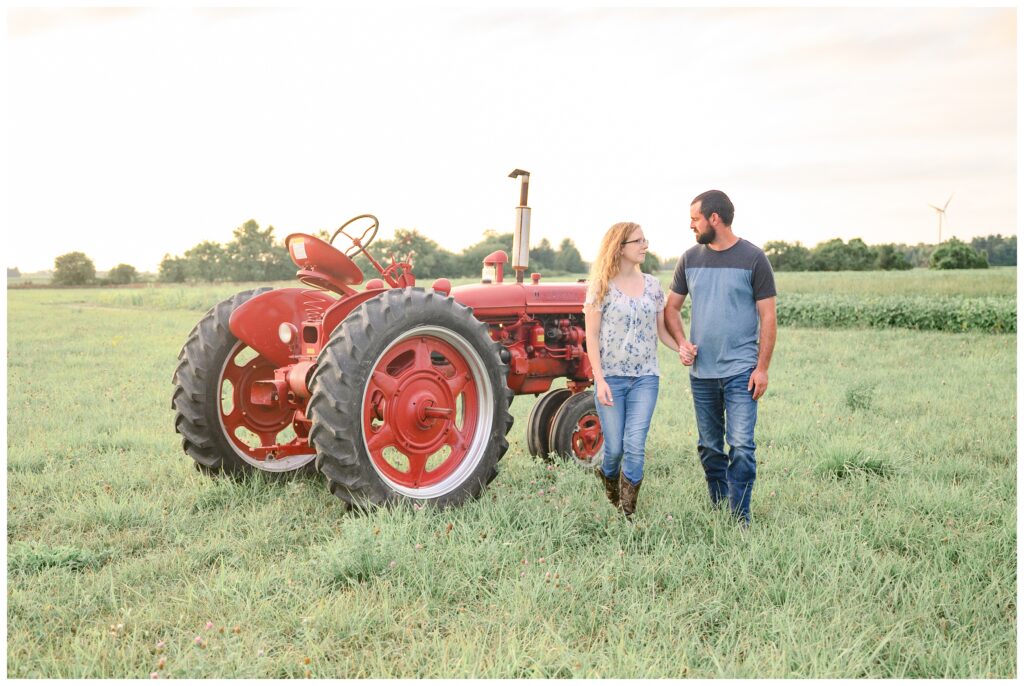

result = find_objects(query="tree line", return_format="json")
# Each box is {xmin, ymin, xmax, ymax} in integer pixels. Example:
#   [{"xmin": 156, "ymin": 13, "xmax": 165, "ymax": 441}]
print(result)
[
  {"xmin": 764, "ymin": 234, "xmax": 1015, "ymax": 271},
  {"xmin": 152, "ymin": 220, "xmax": 604, "ymax": 283},
  {"xmin": 20, "ymin": 224, "xmax": 1016, "ymax": 287}
]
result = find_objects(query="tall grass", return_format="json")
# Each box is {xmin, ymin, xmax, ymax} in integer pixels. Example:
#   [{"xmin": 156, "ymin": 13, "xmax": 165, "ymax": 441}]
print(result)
[{"xmin": 6, "ymin": 279, "xmax": 1016, "ymax": 677}]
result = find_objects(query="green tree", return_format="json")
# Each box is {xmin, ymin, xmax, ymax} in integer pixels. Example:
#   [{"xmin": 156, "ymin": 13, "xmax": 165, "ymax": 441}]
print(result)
[
  {"xmin": 810, "ymin": 238, "xmax": 876, "ymax": 271},
  {"xmin": 530, "ymin": 238, "xmax": 557, "ymax": 272},
  {"xmin": 158, "ymin": 254, "xmax": 187, "ymax": 283},
  {"xmin": 53, "ymin": 251, "xmax": 96, "ymax": 286},
  {"xmin": 381, "ymin": 229, "xmax": 456, "ymax": 280},
  {"xmin": 184, "ymin": 241, "xmax": 227, "ymax": 282},
  {"xmin": 874, "ymin": 244, "xmax": 912, "ymax": 270},
  {"xmin": 107, "ymin": 263, "xmax": 138, "ymax": 284},
  {"xmin": 554, "ymin": 238, "xmax": 586, "ymax": 274},
  {"xmin": 641, "ymin": 250, "xmax": 661, "ymax": 274},
  {"xmin": 764, "ymin": 240, "xmax": 811, "ymax": 271},
  {"xmin": 970, "ymin": 234, "xmax": 1017, "ymax": 266},
  {"xmin": 224, "ymin": 220, "xmax": 292, "ymax": 281},
  {"xmin": 930, "ymin": 238, "xmax": 989, "ymax": 270}
]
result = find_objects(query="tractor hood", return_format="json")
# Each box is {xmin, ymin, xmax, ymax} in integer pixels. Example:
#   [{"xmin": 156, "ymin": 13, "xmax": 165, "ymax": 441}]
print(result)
[{"xmin": 450, "ymin": 281, "xmax": 587, "ymax": 320}]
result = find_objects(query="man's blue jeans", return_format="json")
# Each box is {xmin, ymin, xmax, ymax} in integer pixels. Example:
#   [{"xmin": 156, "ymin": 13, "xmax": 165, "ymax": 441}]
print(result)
[
  {"xmin": 690, "ymin": 368, "xmax": 758, "ymax": 523},
  {"xmin": 594, "ymin": 375, "xmax": 659, "ymax": 486}
]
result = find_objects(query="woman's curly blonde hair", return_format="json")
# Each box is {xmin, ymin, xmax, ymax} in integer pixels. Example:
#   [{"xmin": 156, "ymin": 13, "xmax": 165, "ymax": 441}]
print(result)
[{"xmin": 586, "ymin": 222, "xmax": 642, "ymax": 307}]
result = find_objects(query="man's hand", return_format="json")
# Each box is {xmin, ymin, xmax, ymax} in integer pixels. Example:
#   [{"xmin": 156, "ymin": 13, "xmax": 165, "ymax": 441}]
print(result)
[
  {"xmin": 748, "ymin": 368, "xmax": 768, "ymax": 400},
  {"xmin": 678, "ymin": 340, "xmax": 698, "ymax": 366},
  {"xmin": 595, "ymin": 378, "xmax": 613, "ymax": 406}
]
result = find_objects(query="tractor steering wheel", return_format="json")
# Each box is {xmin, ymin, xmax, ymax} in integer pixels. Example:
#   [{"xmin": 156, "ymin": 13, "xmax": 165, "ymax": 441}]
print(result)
[{"xmin": 331, "ymin": 214, "xmax": 380, "ymax": 259}]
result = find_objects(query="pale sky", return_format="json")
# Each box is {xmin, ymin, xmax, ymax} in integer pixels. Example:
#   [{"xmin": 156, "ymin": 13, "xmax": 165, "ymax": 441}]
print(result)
[{"xmin": 6, "ymin": 6, "xmax": 1017, "ymax": 273}]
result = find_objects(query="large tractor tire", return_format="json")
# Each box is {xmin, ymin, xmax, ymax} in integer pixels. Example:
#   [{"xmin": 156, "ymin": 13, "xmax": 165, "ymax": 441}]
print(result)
[
  {"xmin": 525, "ymin": 388, "xmax": 571, "ymax": 459},
  {"xmin": 171, "ymin": 288, "xmax": 318, "ymax": 476},
  {"xmin": 309, "ymin": 288, "xmax": 514, "ymax": 509},
  {"xmin": 548, "ymin": 390, "xmax": 604, "ymax": 469}
]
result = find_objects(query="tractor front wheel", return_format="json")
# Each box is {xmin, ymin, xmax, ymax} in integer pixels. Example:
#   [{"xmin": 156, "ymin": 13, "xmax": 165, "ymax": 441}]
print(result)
[
  {"xmin": 548, "ymin": 390, "xmax": 604, "ymax": 469},
  {"xmin": 309, "ymin": 288, "xmax": 513, "ymax": 509},
  {"xmin": 526, "ymin": 388, "xmax": 571, "ymax": 460}
]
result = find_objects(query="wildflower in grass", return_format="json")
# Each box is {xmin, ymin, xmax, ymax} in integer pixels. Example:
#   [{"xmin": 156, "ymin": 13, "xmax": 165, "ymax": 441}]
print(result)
[
  {"xmin": 538, "ymin": 557, "xmax": 545, "ymax": 563},
  {"xmin": 303, "ymin": 657, "xmax": 311, "ymax": 665},
  {"xmin": 389, "ymin": 560, "xmax": 397, "ymax": 568},
  {"xmin": 666, "ymin": 514, "xmax": 673, "ymax": 521},
  {"xmin": 205, "ymin": 621, "xmax": 214, "ymax": 630},
  {"xmin": 258, "ymin": 650, "xmax": 265, "ymax": 657},
  {"xmin": 157, "ymin": 657, "xmax": 166, "ymax": 669},
  {"xmin": 194, "ymin": 635, "xmax": 203, "ymax": 646},
  {"xmin": 520, "ymin": 571, "xmax": 526, "ymax": 577},
  {"xmin": 537, "ymin": 489, "xmax": 544, "ymax": 495},
  {"xmin": 155, "ymin": 641, "xmax": 165, "ymax": 651},
  {"xmin": 414, "ymin": 543, "xmax": 422, "ymax": 551},
  {"xmin": 150, "ymin": 672, "xmax": 159, "ymax": 679}
]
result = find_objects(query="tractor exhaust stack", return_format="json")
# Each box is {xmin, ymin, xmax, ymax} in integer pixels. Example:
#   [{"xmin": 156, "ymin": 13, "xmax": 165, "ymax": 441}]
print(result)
[{"xmin": 509, "ymin": 169, "xmax": 531, "ymax": 284}]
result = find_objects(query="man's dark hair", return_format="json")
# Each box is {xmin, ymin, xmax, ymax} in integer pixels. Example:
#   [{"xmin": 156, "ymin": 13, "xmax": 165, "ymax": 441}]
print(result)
[{"xmin": 691, "ymin": 190, "xmax": 734, "ymax": 226}]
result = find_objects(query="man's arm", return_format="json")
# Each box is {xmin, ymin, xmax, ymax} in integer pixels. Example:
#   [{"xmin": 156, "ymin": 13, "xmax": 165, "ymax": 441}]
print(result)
[
  {"xmin": 665, "ymin": 292, "xmax": 697, "ymax": 365},
  {"xmin": 748, "ymin": 296, "xmax": 777, "ymax": 400}
]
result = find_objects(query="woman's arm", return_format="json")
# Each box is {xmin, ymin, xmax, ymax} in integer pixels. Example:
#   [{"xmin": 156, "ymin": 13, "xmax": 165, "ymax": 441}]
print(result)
[{"xmin": 584, "ymin": 306, "xmax": 613, "ymax": 406}]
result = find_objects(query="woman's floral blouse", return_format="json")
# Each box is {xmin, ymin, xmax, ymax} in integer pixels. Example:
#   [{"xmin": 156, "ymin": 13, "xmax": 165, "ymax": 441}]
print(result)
[{"xmin": 584, "ymin": 273, "xmax": 666, "ymax": 377}]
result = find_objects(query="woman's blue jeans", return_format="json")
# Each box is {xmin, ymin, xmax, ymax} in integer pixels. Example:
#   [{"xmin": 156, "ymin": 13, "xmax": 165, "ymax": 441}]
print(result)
[
  {"xmin": 594, "ymin": 375, "xmax": 659, "ymax": 486},
  {"xmin": 689, "ymin": 368, "xmax": 758, "ymax": 523}
]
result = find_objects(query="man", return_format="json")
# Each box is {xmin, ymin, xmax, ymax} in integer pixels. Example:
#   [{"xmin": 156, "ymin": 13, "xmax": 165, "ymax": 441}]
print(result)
[{"xmin": 664, "ymin": 190, "xmax": 777, "ymax": 525}]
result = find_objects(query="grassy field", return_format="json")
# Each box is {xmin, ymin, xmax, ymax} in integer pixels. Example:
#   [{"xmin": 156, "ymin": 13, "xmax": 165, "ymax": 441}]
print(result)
[{"xmin": 6, "ymin": 274, "xmax": 1017, "ymax": 678}]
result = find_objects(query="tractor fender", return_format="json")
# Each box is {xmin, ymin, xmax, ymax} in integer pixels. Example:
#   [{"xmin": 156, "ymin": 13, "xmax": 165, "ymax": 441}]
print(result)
[
  {"xmin": 321, "ymin": 288, "xmax": 391, "ymax": 338},
  {"xmin": 229, "ymin": 288, "xmax": 337, "ymax": 367}
]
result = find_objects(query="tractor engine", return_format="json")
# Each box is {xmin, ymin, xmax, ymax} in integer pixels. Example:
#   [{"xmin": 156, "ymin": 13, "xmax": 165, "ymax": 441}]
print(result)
[{"xmin": 446, "ymin": 251, "xmax": 592, "ymax": 396}]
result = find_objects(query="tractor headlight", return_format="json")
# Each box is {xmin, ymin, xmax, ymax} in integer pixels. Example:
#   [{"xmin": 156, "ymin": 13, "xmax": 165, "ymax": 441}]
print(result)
[{"xmin": 278, "ymin": 322, "xmax": 297, "ymax": 344}]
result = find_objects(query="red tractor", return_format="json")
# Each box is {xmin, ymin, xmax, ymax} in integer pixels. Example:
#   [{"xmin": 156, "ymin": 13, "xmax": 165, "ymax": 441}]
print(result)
[{"xmin": 171, "ymin": 170, "xmax": 603, "ymax": 508}]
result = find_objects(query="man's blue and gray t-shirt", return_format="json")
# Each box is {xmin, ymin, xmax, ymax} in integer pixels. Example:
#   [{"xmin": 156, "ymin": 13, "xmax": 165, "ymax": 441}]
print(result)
[{"xmin": 670, "ymin": 239, "xmax": 776, "ymax": 379}]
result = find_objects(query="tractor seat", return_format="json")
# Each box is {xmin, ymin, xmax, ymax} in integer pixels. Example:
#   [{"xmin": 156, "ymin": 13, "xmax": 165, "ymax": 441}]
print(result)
[{"xmin": 285, "ymin": 233, "xmax": 364, "ymax": 296}]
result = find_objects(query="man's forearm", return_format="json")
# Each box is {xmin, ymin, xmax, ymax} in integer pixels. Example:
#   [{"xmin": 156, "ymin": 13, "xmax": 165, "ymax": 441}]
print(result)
[
  {"xmin": 665, "ymin": 309, "xmax": 688, "ymax": 345},
  {"xmin": 756, "ymin": 316, "xmax": 776, "ymax": 371}
]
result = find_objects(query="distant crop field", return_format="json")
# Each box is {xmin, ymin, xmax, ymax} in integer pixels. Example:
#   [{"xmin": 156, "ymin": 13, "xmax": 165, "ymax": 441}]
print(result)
[
  {"xmin": 6, "ymin": 272, "xmax": 1016, "ymax": 678},
  {"xmin": 770, "ymin": 266, "xmax": 1016, "ymax": 297}
]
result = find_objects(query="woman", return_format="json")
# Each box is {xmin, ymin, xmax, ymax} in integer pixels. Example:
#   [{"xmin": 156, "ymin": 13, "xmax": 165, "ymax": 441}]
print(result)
[{"xmin": 584, "ymin": 222, "xmax": 678, "ymax": 520}]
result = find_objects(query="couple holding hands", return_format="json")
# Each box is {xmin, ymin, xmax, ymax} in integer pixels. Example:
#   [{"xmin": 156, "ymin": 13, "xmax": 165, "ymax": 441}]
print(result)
[{"xmin": 583, "ymin": 190, "xmax": 777, "ymax": 525}]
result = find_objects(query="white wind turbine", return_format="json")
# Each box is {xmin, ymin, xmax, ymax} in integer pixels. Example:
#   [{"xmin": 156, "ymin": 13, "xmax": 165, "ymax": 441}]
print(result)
[{"xmin": 928, "ymin": 194, "xmax": 953, "ymax": 243}]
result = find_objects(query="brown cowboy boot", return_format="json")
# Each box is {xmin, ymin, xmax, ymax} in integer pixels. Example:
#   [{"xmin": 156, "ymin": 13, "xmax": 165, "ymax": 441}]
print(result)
[
  {"xmin": 595, "ymin": 464, "xmax": 620, "ymax": 509},
  {"xmin": 619, "ymin": 473, "xmax": 643, "ymax": 521}
]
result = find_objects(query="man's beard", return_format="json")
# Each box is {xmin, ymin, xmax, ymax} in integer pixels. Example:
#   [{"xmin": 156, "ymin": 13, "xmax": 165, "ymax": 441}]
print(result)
[{"xmin": 696, "ymin": 227, "xmax": 716, "ymax": 245}]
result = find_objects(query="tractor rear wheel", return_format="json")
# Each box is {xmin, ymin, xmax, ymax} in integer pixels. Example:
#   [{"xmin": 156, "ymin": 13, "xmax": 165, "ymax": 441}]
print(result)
[
  {"xmin": 171, "ymin": 288, "xmax": 318, "ymax": 476},
  {"xmin": 525, "ymin": 388, "xmax": 571, "ymax": 460},
  {"xmin": 548, "ymin": 390, "xmax": 604, "ymax": 469},
  {"xmin": 309, "ymin": 288, "xmax": 513, "ymax": 509}
]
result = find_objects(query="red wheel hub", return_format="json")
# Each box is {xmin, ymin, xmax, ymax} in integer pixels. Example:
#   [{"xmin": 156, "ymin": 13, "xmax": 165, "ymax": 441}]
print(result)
[
  {"xmin": 363, "ymin": 336, "xmax": 479, "ymax": 488},
  {"xmin": 220, "ymin": 345, "xmax": 306, "ymax": 461},
  {"xmin": 571, "ymin": 413, "xmax": 603, "ymax": 459}
]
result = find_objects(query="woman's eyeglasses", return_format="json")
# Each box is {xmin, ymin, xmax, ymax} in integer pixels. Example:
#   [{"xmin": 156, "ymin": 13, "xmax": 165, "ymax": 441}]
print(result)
[{"xmin": 621, "ymin": 237, "xmax": 649, "ymax": 246}]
